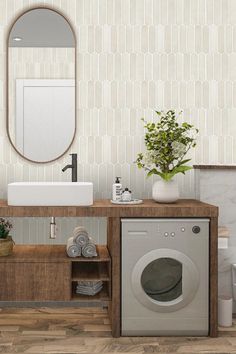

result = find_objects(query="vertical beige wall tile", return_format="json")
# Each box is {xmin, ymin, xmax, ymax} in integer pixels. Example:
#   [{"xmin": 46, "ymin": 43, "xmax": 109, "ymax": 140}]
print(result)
[
  {"xmin": 136, "ymin": 0, "xmax": 144, "ymax": 24},
  {"xmin": 145, "ymin": 0, "xmax": 153, "ymax": 25},
  {"xmin": 160, "ymin": 0, "xmax": 168, "ymax": 25},
  {"xmin": 214, "ymin": 0, "xmax": 223, "ymax": 25},
  {"xmin": 233, "ymin": 26, "xmax": 236, "ymax": 53},
  {"xmin": 156, "ymin": 25, "xmax": 164, "ymax": 53},
  {"xmin": 0, "ymin": 0, "xmax": 236, "ymax": 242},
  {"xmin": 226, "ymin": 25, "xmax": 233, "ymax": 53}
]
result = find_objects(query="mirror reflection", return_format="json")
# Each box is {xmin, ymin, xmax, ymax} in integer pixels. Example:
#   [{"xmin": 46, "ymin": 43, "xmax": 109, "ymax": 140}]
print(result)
[{"xmin": 7, "ymin": 8, "xmax": 76, "ymax": 162}]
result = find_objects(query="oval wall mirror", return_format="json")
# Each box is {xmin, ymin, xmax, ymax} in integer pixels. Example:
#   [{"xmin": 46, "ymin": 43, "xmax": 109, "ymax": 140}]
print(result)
[{"xmin": 7, "ymin": 7, "xmax": 76, "ymax": 163}]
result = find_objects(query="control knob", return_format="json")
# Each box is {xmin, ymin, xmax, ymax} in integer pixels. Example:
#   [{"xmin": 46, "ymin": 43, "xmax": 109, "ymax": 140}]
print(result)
[{"xmin": 192, "ymin": 225, "xmax": 201, "ymax": 234}]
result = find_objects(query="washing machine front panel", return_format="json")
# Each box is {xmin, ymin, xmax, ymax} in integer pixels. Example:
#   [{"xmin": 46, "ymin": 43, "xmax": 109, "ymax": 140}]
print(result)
[{"xmin": 121, "ymin": 218, "xmax": 209, "ymax": 336}]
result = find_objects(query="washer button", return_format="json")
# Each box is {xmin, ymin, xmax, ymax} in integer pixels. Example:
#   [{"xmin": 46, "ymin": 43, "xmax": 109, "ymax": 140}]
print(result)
[
  {"xmin": 164, "ymin": 232, "xmax": 168, "ymax": 237},
  {"xmin": 192, "ymin": 226, "xmax": 201, "ymax": 234},
  {"xmin": 181, "ymin": 227, "xmax": 185, "ymax": 232},
  {"xmin": 170, "ymin": 232, "xmax": 175, "ymax": 237}
]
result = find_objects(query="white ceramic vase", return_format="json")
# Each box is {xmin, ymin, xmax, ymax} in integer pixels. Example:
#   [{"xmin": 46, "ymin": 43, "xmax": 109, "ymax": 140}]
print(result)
[{"xmin": 152, "ymin": 179, "xmax": 179, "ymax": 203}]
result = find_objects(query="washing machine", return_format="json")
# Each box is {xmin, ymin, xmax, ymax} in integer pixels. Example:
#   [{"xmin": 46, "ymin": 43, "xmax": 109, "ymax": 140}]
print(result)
[{"xmin": 121, "ymin": 218, "xmax": 209, "ymax": 336}]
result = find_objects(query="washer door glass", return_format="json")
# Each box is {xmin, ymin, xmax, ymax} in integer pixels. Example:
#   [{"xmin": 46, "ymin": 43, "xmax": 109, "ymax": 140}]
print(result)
[
  {"xmin": 141, "ymin": 258, "xmax": 182, "ymax": 302},
  {"xmin": 131, "ymin": 249, "xmax": 199, "ymax": 313}
]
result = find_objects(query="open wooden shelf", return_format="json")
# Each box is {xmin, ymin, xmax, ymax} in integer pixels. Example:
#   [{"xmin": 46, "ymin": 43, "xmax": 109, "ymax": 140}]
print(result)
[
  {"xmin": 71, "ymin": 245, "xmax": 111, "ymax": 301},
  {"xmin": 0, "ymin": 245, "xmax": 69, "ymax": 263},
  {"xmin": 72, "ymin": 262, "xmax": 110, "ymax": 281}
]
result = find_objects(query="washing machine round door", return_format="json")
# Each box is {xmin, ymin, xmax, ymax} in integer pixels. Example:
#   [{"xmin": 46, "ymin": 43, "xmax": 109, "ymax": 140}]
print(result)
[{"xmin": 131, "ymin": 248, "xmax": 199, "ymax": 312}]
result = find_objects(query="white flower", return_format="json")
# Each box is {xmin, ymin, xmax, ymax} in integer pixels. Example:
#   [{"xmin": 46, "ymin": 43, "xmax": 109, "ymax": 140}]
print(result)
[
  {"xmin": 171, "ymin": 141, "xmax": 186, "ymax": 158},
  {"xmin": 183, "ymin": 127, "xmax": 197, "ymax": 140},
  {"xmin": 143, "ymin": 151, "xmax": 155, "ymax": 168}
]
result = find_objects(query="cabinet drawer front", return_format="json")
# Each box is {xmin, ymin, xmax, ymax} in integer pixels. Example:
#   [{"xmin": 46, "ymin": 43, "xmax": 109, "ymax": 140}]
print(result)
[{"xmin": 0, "ymin": 262, "xmax": 71, "ymax": 301}]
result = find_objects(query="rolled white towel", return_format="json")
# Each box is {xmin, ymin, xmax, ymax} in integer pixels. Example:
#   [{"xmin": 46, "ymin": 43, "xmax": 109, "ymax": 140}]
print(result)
[
  {"xmin": 66, "ymin": 237, "xmax": 81, "ymax": 258},
  {"xmin": 73, "ymin": 226, "xmax": 89, "ymax": 247},
  {"xmin": 81, "ymin": 237, "xmax": 97, "ymax": 258}
]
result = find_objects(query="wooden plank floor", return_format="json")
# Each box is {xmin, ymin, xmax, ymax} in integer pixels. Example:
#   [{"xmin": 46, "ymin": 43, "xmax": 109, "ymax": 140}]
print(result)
[{"xmin": 0, "ymin": 307, "xmax": 235, "ymax": 354}]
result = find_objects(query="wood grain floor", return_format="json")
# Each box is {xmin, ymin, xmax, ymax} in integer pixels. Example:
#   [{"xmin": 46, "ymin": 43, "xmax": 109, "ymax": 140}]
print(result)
[{"xmin": 0, "ymin": 307, "xmax": 235, "ymax": 354}]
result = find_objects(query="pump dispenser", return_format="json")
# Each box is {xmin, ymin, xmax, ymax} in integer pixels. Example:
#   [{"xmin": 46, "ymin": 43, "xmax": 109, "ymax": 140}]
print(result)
[
  {"xmin": 121, "ymin": 188, "xmax": 132, "ymax": 202},
  {"xmin": 112, "ymin": 177, "xmax": 122, "ymax": 201}
]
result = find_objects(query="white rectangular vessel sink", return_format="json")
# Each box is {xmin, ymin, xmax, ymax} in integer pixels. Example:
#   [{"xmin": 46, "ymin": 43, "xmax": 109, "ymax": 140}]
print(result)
[{"xmin": 8, "ymin": 182, "xmax": 93, "ymax": 206}]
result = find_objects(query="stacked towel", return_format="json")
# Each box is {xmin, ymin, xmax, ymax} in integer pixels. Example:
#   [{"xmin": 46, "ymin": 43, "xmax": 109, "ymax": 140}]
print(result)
[
  {"xmin": 76, "ymin": 281, "xmax": 103, "ymax": 296},
  {"xmin": 66, "ymin": 226, "xmax": 97, "ymax": 258},
  {"xmin": 81, "ymin": 237, "xmax": 97, "ymax": 257},
  {"xmin": 66, "ymin": 237, "xmax": 81, "ymax": 258},
  {"xmin": 73, "ymin": 226, "xmax": 89, "ymax": 247}
]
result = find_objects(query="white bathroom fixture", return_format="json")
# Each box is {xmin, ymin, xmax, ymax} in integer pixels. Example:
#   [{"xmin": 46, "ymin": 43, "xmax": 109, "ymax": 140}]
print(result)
[
  {"xmin": 218, "ymin": 296, "xmax": 232, "ymax": 327},
  {"xmin": 232, "ymin": 264, "xmax": 236, "ymax": 301},
  {"xmin": 122, "ymin": 218, "xmax": 209, "ymax": 336},
  {"xmin": 7, "ymin": 182, "xmax": 93, "ymax": 206},
  {"xmin": 218, "ymin": 226, "xmax": 230, "ymax": 249}
]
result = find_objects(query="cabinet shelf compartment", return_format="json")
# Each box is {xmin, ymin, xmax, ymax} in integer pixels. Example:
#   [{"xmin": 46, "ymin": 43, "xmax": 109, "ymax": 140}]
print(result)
[
  {"xmin": 70, "ymin": 245, "xmax": 111, "ymax": 302},
  {"xmin": 72, "ymin": 262, "xmax": 110, "ymax": 281},
  {"xmin": 71, "ymin": 281, "xmax": 110, "ymax": 302}
]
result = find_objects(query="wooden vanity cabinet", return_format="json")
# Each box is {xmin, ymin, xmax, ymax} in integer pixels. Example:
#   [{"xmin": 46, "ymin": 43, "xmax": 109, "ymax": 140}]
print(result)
[{"xmin": 0, "ymin": 245, "xmax": 111, "ymax": 303}]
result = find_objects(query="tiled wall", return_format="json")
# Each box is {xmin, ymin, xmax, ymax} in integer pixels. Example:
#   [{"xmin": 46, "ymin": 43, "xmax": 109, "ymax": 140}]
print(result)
[{"xmin": 0, "ymin": 0, "xmax": 235, "ymax": 243}]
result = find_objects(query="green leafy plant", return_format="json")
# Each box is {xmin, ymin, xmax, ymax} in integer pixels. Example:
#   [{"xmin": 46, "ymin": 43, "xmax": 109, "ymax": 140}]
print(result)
[
  {"xmin": 135, "ymin": 110, "xmax": 198, "ymax": 181},
  {"xmin": 0, "ymin": 218, "xmax": 12, "ymax": 239}
]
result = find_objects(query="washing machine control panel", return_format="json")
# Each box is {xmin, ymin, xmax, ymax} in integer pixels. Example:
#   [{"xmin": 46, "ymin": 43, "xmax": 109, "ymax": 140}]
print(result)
[{"xmin": 163, "ymin": 225, "xmax": 201, "ymax": 237}]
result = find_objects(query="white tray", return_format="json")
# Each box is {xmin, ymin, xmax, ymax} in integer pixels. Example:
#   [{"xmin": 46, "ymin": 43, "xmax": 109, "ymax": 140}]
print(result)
[{"xmin": 110, "ymin": 199, "xmax": 143, "ymax": 205}]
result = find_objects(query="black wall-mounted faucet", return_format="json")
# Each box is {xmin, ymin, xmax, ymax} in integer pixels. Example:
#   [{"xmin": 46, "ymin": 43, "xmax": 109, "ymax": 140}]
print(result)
[{"xmin": 62, "ymin": 153, "xmax": 77, "ymax": 182}]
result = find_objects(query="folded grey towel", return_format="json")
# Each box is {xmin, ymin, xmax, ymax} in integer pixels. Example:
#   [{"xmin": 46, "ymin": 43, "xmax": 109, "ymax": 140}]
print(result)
[
  {"xmin": 75, "ymin": 287, "xmax": 102, "ymax": 296},
  {"xmin": 73, "ymin": 226, "xmax": 89, "ymax": 247},
  {"xmin": 77, "ymin": 280, "xmax": 102, "ymax": 288},
  {"xmin": 76, "ymin": 284, "xmax": 102, "ymax": 292},
  {"xmin": 81, "ymin": 237, "xmax": 97, "ymax": 257},
  {"xmin": 66, "ymin": 237, "xmax": 81, "ymax": 258},
  {"xmin": 76, "ymin": 280, "xmax": 103, "ymax": 295}
]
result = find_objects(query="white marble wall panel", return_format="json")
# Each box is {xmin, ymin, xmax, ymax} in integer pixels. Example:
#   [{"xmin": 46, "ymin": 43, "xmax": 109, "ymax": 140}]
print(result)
[
  {"xmin": 196, "ymin": 170, "xmax": 236, "ymax": 247},
  {"xmin": 0, "ymin": 0, "xmax": 234, "ymax": 243},
  {"xmin": 196, "ymin": 168, "xmax": 236, "ymax": 310}
]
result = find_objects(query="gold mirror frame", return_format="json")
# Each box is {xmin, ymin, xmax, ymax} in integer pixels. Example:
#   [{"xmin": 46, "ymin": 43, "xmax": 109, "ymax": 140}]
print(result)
[{"xmin": 6, "ymin": 5, "xmax": 77, "ymax": 164}]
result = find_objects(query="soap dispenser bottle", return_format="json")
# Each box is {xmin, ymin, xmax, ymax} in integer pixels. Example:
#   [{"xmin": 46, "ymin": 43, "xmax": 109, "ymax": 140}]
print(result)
[{"xmin": 112, "ymin": 177, "xmax": 122, "ymax": 201}]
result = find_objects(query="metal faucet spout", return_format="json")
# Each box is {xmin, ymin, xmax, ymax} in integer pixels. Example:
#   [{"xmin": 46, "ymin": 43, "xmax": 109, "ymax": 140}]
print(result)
[
  {"xmin": 62, "ymin": 154, "xmax": 78, "ymax": 182},
  {"xmin": 62, "ymin": 164, "xmax": 72, "ymax": 172}
]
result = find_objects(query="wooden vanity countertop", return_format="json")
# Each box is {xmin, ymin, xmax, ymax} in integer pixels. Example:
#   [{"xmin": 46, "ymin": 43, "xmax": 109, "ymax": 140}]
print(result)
[{"xmin": 0, "ymin": 199, "xmax": 218, "ymax": 217}]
